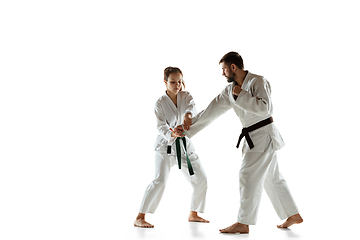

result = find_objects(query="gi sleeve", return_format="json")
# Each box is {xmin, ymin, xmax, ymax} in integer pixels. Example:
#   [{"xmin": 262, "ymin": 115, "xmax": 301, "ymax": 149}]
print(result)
[
  {"xmin": 154, "ymin": 100, "xmax": 173, "ymax": 142},
  {"xmin": 185, "ymin": 87, "xmax": 232, "ymax": 138},
  {"xmin": 184, "ymin": 92, "xmax": 197, "ymax": 116},
  {"xmin": 235, "ymin": 78, "xmax": 272, "ymax": 116}
]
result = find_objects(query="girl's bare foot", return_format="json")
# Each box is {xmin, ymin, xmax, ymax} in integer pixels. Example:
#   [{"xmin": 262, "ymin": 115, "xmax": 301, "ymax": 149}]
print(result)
[
  {"xmin": 134, "ymin": 213, "xmax": 154, "ymax": 228},
  {"xmin": 277, "ymin": 213, "xmax": 303, "ymax": 228},
  {"xmin": 219, "ymin": 222, "xmax": 249, "ymax": 234},
  {"xmin": 188, "ymin": 211, "xmax": 209, "ymax": 223}
]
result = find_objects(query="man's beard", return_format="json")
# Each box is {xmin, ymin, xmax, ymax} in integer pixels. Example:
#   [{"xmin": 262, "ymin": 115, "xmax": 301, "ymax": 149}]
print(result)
[
  {"xmin": 227, "ymin": 76, "xmax": 235, "ymax": 83},
  {"xmin": 226, "ymin": 71, "xmax": 236, "ymax": 83}
]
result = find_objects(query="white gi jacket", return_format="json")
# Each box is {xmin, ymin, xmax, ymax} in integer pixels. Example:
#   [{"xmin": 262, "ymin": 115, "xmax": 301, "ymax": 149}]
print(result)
[
  {"xmin": 186, "ymin": 72, "xmax": 285, "ymax": 154},
  {"xmin": 154, "ymin": 91, "xmax": 197, "ymax": 155}
]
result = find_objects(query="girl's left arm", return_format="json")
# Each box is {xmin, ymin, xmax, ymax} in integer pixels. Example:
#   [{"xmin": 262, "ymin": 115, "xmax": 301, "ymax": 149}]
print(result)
[{"xmin": 185, "ymin": 92, "xmax": 197, "ymax": 117}]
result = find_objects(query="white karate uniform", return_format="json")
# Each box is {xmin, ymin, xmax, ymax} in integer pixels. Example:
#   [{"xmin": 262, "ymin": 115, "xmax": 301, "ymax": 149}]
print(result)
[
  {"xmin": 139, "ymin": 91, "xmax": 207, "ymax": 214},
  {"xmin": 186, "ymin": 72, "xmax": 299, "ymax": 225}
]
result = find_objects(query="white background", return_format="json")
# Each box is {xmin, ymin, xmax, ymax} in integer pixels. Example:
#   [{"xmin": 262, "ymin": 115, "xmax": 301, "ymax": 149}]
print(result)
[{"xmin": 1, "ymin": 0, "xmax": 359, "ymax": 239}]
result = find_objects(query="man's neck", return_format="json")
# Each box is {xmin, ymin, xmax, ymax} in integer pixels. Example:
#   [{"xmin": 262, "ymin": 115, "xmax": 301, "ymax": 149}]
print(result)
[{"xmin": 235, "ymin": 70, "xmax": 248, "ymax": 86}]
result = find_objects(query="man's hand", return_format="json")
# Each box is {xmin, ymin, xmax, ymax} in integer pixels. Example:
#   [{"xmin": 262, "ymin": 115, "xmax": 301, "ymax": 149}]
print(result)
[
  {"xmin": 170, "ymin": 125, "xmax": 185, "ymax": 138},
  {"xmin": 233, "ymin": 84, "xmax": 242, "ymax": 96},
  {"xmin": 183, "ymin": 113, "xmax": 192, "ymax": 130}
]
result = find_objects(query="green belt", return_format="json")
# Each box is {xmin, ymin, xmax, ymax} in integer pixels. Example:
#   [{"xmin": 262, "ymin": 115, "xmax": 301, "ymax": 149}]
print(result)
[{"xmin": 175, "ymin": 137, "xmax": 194, "ymax": 176}]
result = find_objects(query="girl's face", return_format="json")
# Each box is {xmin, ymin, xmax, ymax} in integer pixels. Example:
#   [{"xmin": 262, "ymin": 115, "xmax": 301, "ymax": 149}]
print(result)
[{"xmin": 165, "ymin": 72, "xmax": 183, "ymax": 95}]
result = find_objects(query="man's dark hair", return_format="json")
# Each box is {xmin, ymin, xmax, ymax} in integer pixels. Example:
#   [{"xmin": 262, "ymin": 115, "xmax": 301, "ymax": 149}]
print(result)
[{"xmin": 219, "ymin": 51, "xmax": 244, "ymax": 70}]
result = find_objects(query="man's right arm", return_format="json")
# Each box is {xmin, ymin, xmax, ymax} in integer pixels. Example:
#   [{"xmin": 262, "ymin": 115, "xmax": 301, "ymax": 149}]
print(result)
[{"xmin": 185, "ymin": 87, "xmax": 232, "ymax": 138}]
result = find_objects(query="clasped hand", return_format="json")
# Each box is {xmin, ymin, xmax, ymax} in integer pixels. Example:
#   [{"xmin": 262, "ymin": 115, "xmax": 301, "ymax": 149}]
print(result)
[
  {"xmin": 233, "ymin": 84, "xmax": 242, "ymax": 96},
  {"xmin": 170, "ymin": 125, "xmax": 185, "ymax": 138},
  {"xmin": 170, "ymin": 113, "xmax": 192, "ymax": 138}
]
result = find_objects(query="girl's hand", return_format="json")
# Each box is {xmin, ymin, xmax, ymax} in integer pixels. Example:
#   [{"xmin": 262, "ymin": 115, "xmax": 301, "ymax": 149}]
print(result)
[
  {"xmin": 170, "ymin": 127, "xmax": 185, "ymax": 138},
  {"xmin": 175, "ymin": 125, "xmax": 185, "ymax": 135},
  {"xmin": 183, "ymin": 113, "xmax": 192, "ymax": 130}
]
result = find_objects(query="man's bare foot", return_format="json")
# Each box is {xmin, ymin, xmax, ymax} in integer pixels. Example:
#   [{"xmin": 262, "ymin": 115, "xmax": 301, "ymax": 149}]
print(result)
[
  {"xmin": 277, "ymin": 213, "xmax": 303, "ymax": 228},
  {"xmin": 188, "ymin": 211, "xmax": 209, "ymax": 223},
  {"xmin": 134, "ymin": 213, "xmax": 154, "ymax": 228},
  {"xmin": 219, "ymin": 222, "xmax": 249, "ymax": 234}
]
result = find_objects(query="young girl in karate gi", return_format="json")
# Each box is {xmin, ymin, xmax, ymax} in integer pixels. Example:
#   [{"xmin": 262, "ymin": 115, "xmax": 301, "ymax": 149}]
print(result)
[{"xmin": 134, "ymin": 67, "xmax": 209, "ymax": 228}]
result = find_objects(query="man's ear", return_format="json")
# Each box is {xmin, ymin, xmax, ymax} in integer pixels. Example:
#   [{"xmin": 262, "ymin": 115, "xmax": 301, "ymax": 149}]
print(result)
[{"xmin": 230, "ymin": 63, "xmax": 237, "ymax": 71}]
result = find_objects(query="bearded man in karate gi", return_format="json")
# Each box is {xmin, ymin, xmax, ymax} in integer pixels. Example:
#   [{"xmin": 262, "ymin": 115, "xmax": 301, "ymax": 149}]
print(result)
[{"xmin": 175, "ymin": 52, "xmax": 303, "ymax": 234}]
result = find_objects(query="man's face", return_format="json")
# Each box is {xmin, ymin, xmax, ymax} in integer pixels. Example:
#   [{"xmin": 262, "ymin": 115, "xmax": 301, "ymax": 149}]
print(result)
[{"xmin": 220, "ymin": 62, "xmax": 236, "ymax": 83}]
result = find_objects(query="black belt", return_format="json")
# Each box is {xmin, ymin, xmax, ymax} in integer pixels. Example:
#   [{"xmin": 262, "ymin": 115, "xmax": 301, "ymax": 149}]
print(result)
[{"xmin": 236, "ymin": 117, "xmax": 273, "ymax": 149}]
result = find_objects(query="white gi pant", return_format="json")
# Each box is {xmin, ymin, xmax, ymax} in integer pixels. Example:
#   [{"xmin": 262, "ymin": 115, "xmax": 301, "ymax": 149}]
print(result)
[
  {"xmin": 238, "ymin": 137, "xmax": 299, "ymax": 225},
  {"xmin": 139, "ymin": 150, "xmax": 207, "ymax": 214}
]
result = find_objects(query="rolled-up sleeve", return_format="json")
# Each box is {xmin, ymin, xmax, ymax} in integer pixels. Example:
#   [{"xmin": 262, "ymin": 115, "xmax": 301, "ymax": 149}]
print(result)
[{"xmin": 184, "ymin": 92, "xmax": 197, "ymax": 116}]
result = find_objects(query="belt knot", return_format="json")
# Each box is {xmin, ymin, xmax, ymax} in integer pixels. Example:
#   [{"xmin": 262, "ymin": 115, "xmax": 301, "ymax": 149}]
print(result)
[{"xmin": 236, "ymin": 117, "xmax": 273, "ymax": 149}]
